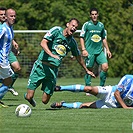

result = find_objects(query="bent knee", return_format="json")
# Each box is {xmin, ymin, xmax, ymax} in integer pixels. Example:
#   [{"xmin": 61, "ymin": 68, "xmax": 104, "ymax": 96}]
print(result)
[
  {"xmin": 101, "ymin": 64, "xmax": 108, "ymax": 71},
  {"xmin": 84, "ymin": 86, "xmax": 93, "ymax": 92},
  {"xmin": 14, "ymin": 67, "xmax": 21, "ymax": 72}
]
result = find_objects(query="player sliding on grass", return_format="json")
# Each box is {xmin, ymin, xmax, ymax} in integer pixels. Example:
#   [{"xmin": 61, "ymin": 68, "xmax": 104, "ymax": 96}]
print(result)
[
  {"xmin": 51, "ymin": 74, "xmax": 133, "ymax": 109},
  {"xmin": 24, "ymin": 18, "xmax": 96, "ymax": 107}
]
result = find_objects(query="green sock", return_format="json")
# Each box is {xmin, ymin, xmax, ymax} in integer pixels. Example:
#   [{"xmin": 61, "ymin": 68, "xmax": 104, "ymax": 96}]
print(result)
[
  {"xmin": 9, "ymin": 73, "xmax": 19, "ymax": 88},
  {"xmin": 100, "ymin": 71, "xmax": 107, "ymax": 86},
  {"xmin": 84, "ymin": 74, "xmax": 91, "ymax": 86}
]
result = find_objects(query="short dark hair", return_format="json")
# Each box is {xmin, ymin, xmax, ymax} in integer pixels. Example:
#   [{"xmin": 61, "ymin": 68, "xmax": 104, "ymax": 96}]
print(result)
[
  {"xmin": 69, "ymin": 18, "xmax": 79, "ymax": 25},
  {"xmin": 90, "ymin": 8, "xmax": 99, "ymax": 14},
  {"xmin": 0, "ymin": 7, "xmax": 7, "ymax": 10}
]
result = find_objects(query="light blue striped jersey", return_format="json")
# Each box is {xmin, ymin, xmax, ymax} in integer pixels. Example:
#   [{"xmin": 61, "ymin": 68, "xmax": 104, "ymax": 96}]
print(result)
[
  {"xmin": 117, "ymin": 75, "xmax": 133, "ymax": 106},
  {"xmin": 0, "ymin": 22, "xmax": 14, "ymax": 66}
]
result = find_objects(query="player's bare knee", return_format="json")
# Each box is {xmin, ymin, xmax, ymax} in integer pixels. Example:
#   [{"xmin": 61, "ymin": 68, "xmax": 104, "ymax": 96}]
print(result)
[
  {"xmin": 101, "ymin": 64, "xmax": 108, "ymax": 71},
  {"xmin": 14, "ymin": 67, "xmax": 21, "ymax": 72},
  {"xmin": 84, "ymin": 86, "xmax": 93, "ymax": 93}
]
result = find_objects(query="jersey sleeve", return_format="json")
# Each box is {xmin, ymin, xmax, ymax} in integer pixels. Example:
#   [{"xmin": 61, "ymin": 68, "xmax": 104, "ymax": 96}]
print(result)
[
  {"xmin": 117, "ymin": 76, "xmax": 127, "ymax": 92},
  {"xmin": 43, "ymin": 26, "xmax": 60, "ymax": 41},
  {"xmin": 101, "ymin": 28, "xmax": 106, "ymax": 40},
  {"xmin": 0, "ymin": 26, "xmax": 5, "ymax": 39},
  {"xmin": 80, "ymin": 22, "xmax": 88, "ymax": 38}
]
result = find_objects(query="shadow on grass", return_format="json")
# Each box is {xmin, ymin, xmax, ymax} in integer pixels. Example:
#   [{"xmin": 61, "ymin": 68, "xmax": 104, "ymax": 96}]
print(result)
[{"xmin": 45, "ymin": 108, "xmax": 72, "ymax": 110}]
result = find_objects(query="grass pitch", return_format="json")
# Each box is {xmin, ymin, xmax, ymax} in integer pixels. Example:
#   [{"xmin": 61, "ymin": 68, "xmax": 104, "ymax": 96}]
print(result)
[{"xmin": 0, "ymin": 77, "xmax": 133, "ymax": 133}]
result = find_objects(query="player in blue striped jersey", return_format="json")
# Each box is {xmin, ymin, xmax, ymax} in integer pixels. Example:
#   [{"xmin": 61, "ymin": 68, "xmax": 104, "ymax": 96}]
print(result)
[
  {"xmin": 51, "ymin": 75, "xmax": 133, "ymax": 109},
  {"xmin": 0, "ymin": 7, "xmax": 20, "ymax": 96},
  {"xmin": 0, "ymin": 9, "xmax": 16, "ymax": 107}
]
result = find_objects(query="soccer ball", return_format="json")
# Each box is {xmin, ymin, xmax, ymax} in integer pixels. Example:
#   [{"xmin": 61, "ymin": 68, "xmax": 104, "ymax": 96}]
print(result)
[{"xmin": 15, "ymin": 104, "xmax": 32, "ymax": 117}]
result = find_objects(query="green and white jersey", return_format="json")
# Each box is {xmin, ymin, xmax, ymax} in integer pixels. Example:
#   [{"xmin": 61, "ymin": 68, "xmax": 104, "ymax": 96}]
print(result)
[
  {"xmin": 80, "ymin": 20, "xmax": 106, "ymax": 54},
  {"xmin": 38, "ymin": 26, "xmax": 80, "ymax": 67}
]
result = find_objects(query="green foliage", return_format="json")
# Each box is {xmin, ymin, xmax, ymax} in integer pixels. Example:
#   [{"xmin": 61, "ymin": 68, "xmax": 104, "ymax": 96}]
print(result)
[{"xmin": 0, "ymin": 0, "xmax": 132, "ymax": 77}]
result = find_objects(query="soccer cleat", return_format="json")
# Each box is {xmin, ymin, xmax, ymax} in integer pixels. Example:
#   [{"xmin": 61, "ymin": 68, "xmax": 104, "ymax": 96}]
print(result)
[
  {"xmin": 86, "ymin": 93, "xmax": 92, "ymax": 96},
  {"xmin": 24, "ymin": 93, "xmax": 36, "ymax": 107},
  {"xmin": 8, "ymin": 88, "xmax": 18, "ymax": 96},
  {"xmin": 54, "ymin": 86, "xmax": 61, "ymax": 91},
  {"xmin": 0, "ymin": 101, "xmax": 9, "ymax": 108},
  {"xmin": 51, "ymin": 101, "xmax": 65, "ymax": 108}
]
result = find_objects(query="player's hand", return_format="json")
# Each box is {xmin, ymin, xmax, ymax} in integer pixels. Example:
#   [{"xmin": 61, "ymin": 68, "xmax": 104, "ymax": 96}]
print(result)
[
  {"xmin": 51, "ymin": 54, "xmax": 60, "ymax": 60},
  {"xmin": 82, "ymin": 50, "xmax": 88, "ymax": 57},
  {"xmin": 86, "ymin": 71, "xmax": 96, "ymax": 78},
  {"xmin": 13, "ymin": 41, "xmax": 19, "ymax": 49},
  {"xmin": 107, "ymin": 50, "xmax": 112, "ymax": 58},
  {"xmin": 123, "ymin": 106, "xmax": 133, "ymax": 109}
]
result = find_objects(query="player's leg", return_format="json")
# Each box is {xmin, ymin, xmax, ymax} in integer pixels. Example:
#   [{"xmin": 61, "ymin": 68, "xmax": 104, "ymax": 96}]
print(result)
[
  {"xmin": 55, "ymin": 84, "xmax": 85, "ymax": 92},
  {"xmin": 0, "ymin": 77, "xmax": 12, "ymax": 99},
  {"xmin": 84, "ymin": 73, "xmax": 92, "ymax": 86},
  {"xmin": 41, "ymin": 71, "xmax": 57, "ymax": 104},
  {"xmin": 80, "ymin": 100, "xmax": 112, "ymax": 109},
  {"xmin": 84, "ymin": 55, "xmax": 95, "ymax": 86},
  {"xmin": 24, "ymin": 60, "xmax": 43, "ymax": 107},
  {"xmin": 0, "ymin": 66, "xmax": 13, "ymax": 107},
  {"xmin": 8, "ymin": 52, "xmax": 21, "ymax": 96},
  {"xmin": 100, "ymin": 63, "xmax": 108, "ymax": 86},
  {"xmin": 55, "ymin": 85, "xmax": 99, "ymax": 96},
  {"xmin": 96, "ymin": 51, "xmax": 108, "ymax": 86},
  {"xmin": 10, "ymin": 61, "xmax": 21, "ymax": 85},
  {"xmin": 51, "ymin": 101, "xmax": 83, "ymax": 109},
  {"xmin": 0, "ymin": 83, "xmax": 10, "ymax": 108},
  {"xmin": 80, "ymin": 102, "xmax": 97, "ymax": 108},
  {"xmin": 24, "ymin": 89, "xmax": 36, "ymax": 107}
]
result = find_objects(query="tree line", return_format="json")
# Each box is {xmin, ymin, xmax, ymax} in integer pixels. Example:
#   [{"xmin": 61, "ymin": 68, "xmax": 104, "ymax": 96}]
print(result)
[{"xmin": 1, "ymin": 0, "xmax": 133, "ymax": 77}]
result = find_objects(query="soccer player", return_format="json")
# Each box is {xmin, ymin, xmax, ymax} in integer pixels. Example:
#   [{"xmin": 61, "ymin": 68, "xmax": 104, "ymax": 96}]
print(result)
[
  {"xmin": 8, "ymin": 41, "xmax": 21, "ymax": 96},
  {"xmin": 51, "ymin": 74, "xmax": 133, "ymax": 109},
  {"xmin": 0, "ymin": 8, "xmax": 16, "ymax": 107},
  {"xmin": 0, "ymin": 7, "xmax": 20, "ymax": 96},
  {"xmin": 24, "ymin": 18, "xmax": 96, "ymax": 107},
  {"xmin": 80, "ymin": 8, "xmax": 112, "ymax": 87}
]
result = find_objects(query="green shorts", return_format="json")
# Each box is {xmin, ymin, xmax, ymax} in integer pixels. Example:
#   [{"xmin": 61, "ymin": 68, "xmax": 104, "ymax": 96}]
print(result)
[
  {"xmin": 27, "ymin": 60, "xmax": 58, "ymax": 96},
  {"xmin": 85, "ymin": 51, "xmax": 108, "ymax": 68},
  {"xmin": 8, "ymin": 51, "xmax": 18, "ymax": 64}
]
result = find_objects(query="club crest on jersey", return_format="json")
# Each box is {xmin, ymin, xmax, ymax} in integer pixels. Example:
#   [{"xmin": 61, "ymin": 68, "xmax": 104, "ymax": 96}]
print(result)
[
  {"xmin": 54, "ymin": 45, "xmax": 66, "ymax": 56},
  {"xmin": 91, "ymin": 34, "xmax": 101, "ymax": 42}
]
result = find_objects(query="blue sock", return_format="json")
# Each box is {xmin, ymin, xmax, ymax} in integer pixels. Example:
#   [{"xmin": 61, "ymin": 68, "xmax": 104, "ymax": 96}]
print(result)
[
  {"xmin": 60, "ymin": 84, "xmax": 85, "ymax": 92},
  {"xmin": 0, "ymin": 84, "xmax": 8, "ymax": 100},
  {"xmin": 62, "ymin": 102, "xmax": 82, "ymax": 108}
]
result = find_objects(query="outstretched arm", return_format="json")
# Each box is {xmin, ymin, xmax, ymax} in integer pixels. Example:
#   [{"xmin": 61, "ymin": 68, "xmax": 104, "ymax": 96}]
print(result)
[
  {"xmin": 102, "ymin": 39, "xmax": 112, "ymax": 58},
  {"xmin": 80, "ymin": 37, "xmax": 88, "ymax": 57},
  {"xmin": 75, "ymin": 55, "xmax": 96, "ymax": 78},
  {"xmin": 114, "ymin": 90, "xmax": 132, "ymax": 109}
]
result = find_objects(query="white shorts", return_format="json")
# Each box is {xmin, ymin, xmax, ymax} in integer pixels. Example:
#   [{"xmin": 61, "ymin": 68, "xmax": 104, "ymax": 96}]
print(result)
[
  {"xmin": 0, "ymin": 64, "xmax": 14, "ymax": 79},
  {"xmin": 95, "ymin": 86, "xmax": 117, "ymax": 108}
]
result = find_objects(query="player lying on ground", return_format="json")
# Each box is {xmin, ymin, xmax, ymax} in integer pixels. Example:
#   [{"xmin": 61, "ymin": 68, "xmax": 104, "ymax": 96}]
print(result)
[{"xmin": 51, "ymin": 74, "xmax": 133, "ymax": 109}]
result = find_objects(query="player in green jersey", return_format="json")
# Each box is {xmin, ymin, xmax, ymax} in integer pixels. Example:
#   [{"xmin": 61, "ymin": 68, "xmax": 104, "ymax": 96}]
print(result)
[
  {"xmin": 80, "ymin": 8, "xmax": 112, "ymax": 87},
  {"xmin": 24, "ymin": 18, "xmax": 96, "ymax": 107},
  {"xmin": 8, "ymin": 44, "xmax": 21, "ymax": 96}
]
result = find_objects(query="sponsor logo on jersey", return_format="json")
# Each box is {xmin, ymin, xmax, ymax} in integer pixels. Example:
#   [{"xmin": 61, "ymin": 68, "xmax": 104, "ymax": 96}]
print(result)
[
  {"xmin": 54, "ymin": 45, "xmax": 66, "ymax": 56},
  {"xmin": 91, "ymin": 34, "xmax": 101, "ymax": 42},
  {"xmin": 90, "ymin": 30, "xmax": 101, "ymax": 33}
]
